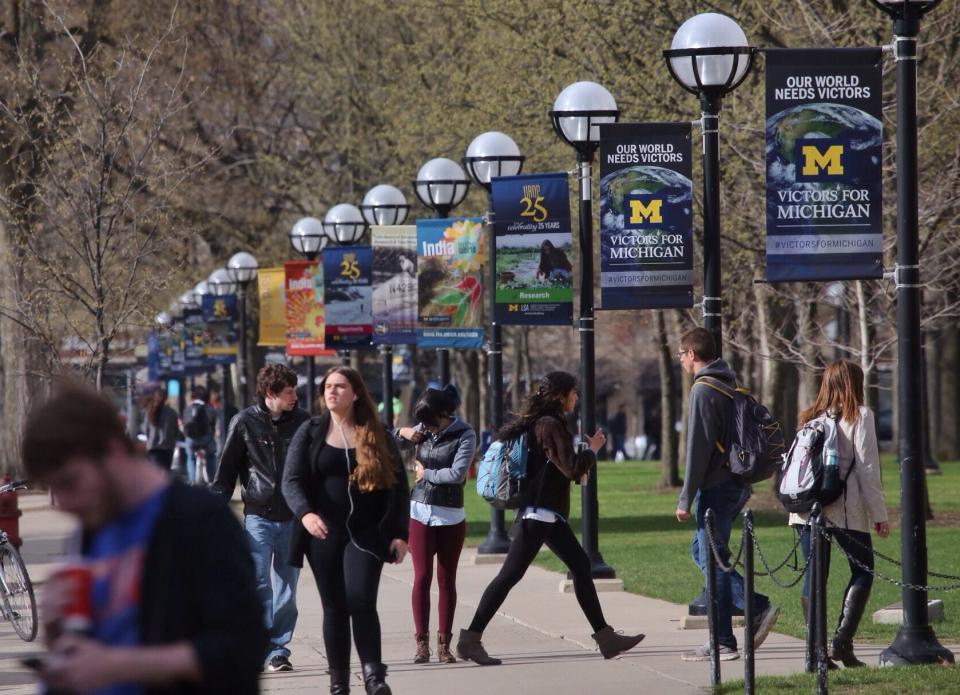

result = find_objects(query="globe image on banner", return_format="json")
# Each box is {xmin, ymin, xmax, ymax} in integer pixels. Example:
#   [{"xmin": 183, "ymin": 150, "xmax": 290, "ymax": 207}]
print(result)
[
  {"xmin": 599, "ymin": 165, "xmax": 692, "ymax": 260},
  {"xmin": 765, "ymin": 103, "xmax": 882, "ymax": 224}
]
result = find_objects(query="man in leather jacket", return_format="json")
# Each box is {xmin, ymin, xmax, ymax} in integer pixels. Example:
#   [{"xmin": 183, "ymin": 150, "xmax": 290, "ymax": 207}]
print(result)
[{"xmin": 212, "ymin": 364, "xmax": 310, "ymax": 673}]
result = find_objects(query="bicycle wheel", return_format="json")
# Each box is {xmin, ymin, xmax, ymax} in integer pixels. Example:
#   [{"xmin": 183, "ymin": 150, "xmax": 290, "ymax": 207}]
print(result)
[{"xmin": 0, "ymin": 543, "xmax": 38, "ymax": 641}]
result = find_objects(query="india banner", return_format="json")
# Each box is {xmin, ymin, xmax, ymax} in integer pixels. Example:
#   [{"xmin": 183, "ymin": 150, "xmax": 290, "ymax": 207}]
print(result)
[
  {"xmin": 598, "ymin": 123, "xmax": 694, "ymax": 309},
  {"xmin": 284, "ymin": 260, "xmax": 326, "ymax": 356},
  {"xmin": 490, "ymin": 172, "xmax": 573, "ymax": 325},
  {"xmin": 416, "ymin": 217, "xmax": 485, "ymax": 349},
  {"xmin": 257, "ymin": 267, "xmax": 287, "ymax": 347},
  {"xmin": 765, "ymin": 48, "xmax": 883, "ymax": 281},
  {"xmin": 200, "ymin": 294, "xmax": 238, "ymax": 364},
  {"xmin": 372, "ymin": 226, "xmax": 417, "ymax": 345},
  {"xmin": 323, "ymin": 246, "xmax": 373, "ymax": 349}
]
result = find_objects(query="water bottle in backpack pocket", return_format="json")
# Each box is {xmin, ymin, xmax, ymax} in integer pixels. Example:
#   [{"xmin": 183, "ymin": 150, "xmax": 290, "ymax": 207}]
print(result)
[
  {"xmin": 476, "ymin": 433, "xmax": 529, "ymax": 510},
  {"xmin": 777, "ymin": 414, "xmax": 853, "ymax": 513}
]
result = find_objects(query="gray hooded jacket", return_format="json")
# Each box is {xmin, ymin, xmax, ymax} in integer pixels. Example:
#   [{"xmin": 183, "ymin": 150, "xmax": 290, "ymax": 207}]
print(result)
[{"xmin": 677, "ymin": 359, "xmax": 744, "ymax": 511}]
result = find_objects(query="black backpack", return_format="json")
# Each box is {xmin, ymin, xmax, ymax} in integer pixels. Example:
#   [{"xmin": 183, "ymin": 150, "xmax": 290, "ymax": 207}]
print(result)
[
  {"xmin": 183, "ymin": 402, "xmax": 211, "ymax": 439},
  {"xmin": 694, "ymin": 376, "xmax": 786, "ymax": 484}
]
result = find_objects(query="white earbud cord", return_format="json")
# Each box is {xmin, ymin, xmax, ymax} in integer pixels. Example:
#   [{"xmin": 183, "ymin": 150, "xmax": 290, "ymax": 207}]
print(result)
[{"xmin": 331, "ymin": 412, "xmax": 384, "ymax": 562}]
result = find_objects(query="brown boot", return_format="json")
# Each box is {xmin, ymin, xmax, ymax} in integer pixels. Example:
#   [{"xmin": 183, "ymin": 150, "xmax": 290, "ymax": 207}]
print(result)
[
  {"xmin": 592, "ymin": 626, "xmax": 645, "ymax": 659},
  {"xmin": 413, "ymin": 633, "xmax": 430, "ymax": 664},
  {"xmin": 455, "ymin": 628, "xmax": 501, "ymax": 665},
  {"xmin": 437, "ymin": 632, "xmax": 457, "ymax": 663}
]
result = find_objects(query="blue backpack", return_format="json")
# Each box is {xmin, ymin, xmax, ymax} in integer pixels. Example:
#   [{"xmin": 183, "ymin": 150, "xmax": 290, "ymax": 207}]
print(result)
[{"xmin": 476, "ymin": 433, "xmax": 529, "ymax": 509}]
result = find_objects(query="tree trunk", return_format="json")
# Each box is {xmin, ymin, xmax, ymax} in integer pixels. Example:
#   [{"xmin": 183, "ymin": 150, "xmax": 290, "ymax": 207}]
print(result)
[
  {"xmin": 795, "ymin": 290, "xmax": 820, "ymax": 413},
  {"xmin": 656, "ymin": 311, "xmax": 680, "ymax": 487}
]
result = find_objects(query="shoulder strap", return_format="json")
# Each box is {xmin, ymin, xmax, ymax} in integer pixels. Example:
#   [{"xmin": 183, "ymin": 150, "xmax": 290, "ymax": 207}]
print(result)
[{"xmin": 694, "ymin": 376, "xmax": 736, "ymax": 400}]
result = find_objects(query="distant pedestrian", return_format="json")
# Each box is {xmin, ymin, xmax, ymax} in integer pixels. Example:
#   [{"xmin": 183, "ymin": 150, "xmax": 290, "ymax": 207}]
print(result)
[
  {"xmin": 143, "ymin": 385, "xmax": 179, "ymax": 470},
  {"xmin": 457, "ymin": 371, "xmax": 644, "ymax": 665},
  {"xmin": 23, "ymin": 383, "xmax": 265, "ymax": 694},
  {"xmin": 607, "ymin": 404, "xmax": 628, "ymax": 461},
  {"xmin": 791, "ymin": 359, "xmax": 888, "ymax": 668},
  {"xmin": 675, "ymin": 328, "xmax": 779, "ymax": 662},
  {"xmin": 283, "ymin": 366, "xmax": 409, "ymax": 695},
  {"xmin": 183, "ymin": 385, "xmax": 217, "ymax": 483},
  {"xmin": 212, "ymin": 364, "xmax": 311, "ymax": 673},
  {"xmin": 394, "ymin": 384, "xmax": 473, "ymax": 664}
]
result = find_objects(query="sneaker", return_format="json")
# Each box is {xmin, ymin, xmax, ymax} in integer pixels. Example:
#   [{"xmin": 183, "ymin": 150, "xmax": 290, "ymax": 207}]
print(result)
[
  {"xmin": 267, "ymin": 655, "xmax": 293, "ymax": 672},
  {"xmin": 752, "ymin": 604, "xmax": 780, "ymax": 650},
  {"xmin": 681, "ymin": 641, "xmax": 740, "ymax": 662}
]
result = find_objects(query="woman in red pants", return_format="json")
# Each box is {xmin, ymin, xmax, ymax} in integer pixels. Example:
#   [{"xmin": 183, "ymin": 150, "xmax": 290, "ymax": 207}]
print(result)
[{"xmin": 395, "ymin": 385, "xmax": 474, "ymax": 664}]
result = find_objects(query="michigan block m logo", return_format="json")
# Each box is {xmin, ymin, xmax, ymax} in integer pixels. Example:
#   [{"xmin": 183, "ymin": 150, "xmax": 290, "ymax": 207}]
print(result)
[
  {"xmin": 801, "ymin": 144, "xmax": 844, "ymax": 176},
  {"xmin": 628, "ymin": 199, "xmax": 663, "ymax": 224}
]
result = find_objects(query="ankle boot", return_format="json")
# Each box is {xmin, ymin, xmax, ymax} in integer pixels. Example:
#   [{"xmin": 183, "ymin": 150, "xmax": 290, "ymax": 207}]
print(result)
[
  {"xmin": 361, "ymin": 662, "xmax": 391, "ymax": 695},
  {"xmin": 801, "ymin": 596, "xmax": 839, "ymax": 671},
  {"xmin": 329, "ymin": 668, "xmax": 350, "ymax": 695},
  {"xmin": 592, "ymin": 626, "xmax": 645, "ymax": 659},
  {"xmin": 455, "ymin": 628, "xmax": 501, "ymax": 665},
  {"xmin": 830, "ymin": 585, "xmax": 870, "ymax": 668},
  {"xmin": 437, "ymin": 632, "xmax": 457, "ymax": 663},
  {"xmin": 413, "ymin": 633, "xmax": 430, "ymax": 664}
]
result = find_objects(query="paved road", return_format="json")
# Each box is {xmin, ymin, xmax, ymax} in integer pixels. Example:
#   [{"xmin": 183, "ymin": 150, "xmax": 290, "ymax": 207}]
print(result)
[{"xmin": 0, "ymin": 491, "xmax": 896, "ymax": 694}]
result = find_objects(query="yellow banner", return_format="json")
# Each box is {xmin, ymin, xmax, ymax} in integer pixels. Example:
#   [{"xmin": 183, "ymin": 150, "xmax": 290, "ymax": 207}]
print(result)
[{"xmin": 257, "ymin": 267, "xmax": 287, "ymax": 347}]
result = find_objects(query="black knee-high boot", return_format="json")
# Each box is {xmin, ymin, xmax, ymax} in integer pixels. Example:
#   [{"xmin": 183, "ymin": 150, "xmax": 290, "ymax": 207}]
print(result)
[{"xmin": 830, "ymin": 585, "xmax": 870, "ymax": 668}]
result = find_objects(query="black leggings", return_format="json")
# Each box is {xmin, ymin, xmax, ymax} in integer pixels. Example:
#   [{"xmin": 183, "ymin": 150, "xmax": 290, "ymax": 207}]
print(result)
[
  {"xmin": 307, "ymin": 531, "xmax": 384, "ymax": 669},
  {"xmin": 468, "ymin": 518, "xmax": 607, "ymax": 634}
]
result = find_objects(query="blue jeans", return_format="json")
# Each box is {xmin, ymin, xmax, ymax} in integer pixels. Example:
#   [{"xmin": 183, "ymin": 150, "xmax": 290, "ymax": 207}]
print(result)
[
  {"xmin": 694, "ymin": 479, "xmax": 770, "ymax": 650},
  {"xmin": 245, "ymin": 516, "xmax": 300, "ymax": 662},
  {"xmin": 185, "ymin": 435, "xmax": 216, "ymax": 483}
]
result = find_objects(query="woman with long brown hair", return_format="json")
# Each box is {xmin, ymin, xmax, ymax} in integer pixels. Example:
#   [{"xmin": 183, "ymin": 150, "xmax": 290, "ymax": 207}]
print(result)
[
  {"xmin": 791, "ymin": 359, "xmax": 888, "ymax": 668},
  {"xmin": 142, "ymin": 384, "xmax": 180, "ymax": 470},
  {"xmin": 283, "ymin": 367, "xmax": 409, "ymax": 695}
]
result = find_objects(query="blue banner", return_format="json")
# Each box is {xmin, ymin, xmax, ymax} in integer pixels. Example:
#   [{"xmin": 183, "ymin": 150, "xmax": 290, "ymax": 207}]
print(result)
[
  {"xmin": 490, "ymin": 173, "xmax": 574, "ymax": 325},
  {"xmin": 201, "ymin": 294, "xmax": 238, "ymax": 364},
  {"xmin": 765, "ymin": 48, "xmax": 883, "ymax": 281},
  {"xmin": 323, "ymin": 246, "xmax": 373, "ymax": 349},
  {"xmin": 416, "ymin": 218, "xmax": 485, "ymax": 349},
  {"xmin": 372, "ymin": 226, "xmax": 418, "ymax": 345},
  {"xmin": 181, "ymin": 307, "xmax": 207, "ymax": 374},
  {"xmin": 598, "ymin": 123, "xmax": 694, "ymax": 309},
  {"xmin": 147, "ymin": 333, "xmax": 160, "ymax": 382}
]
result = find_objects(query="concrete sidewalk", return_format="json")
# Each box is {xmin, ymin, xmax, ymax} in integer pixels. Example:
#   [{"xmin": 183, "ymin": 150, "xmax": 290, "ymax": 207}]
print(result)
[{"xmin": 0, "ymin": 492, "xmax": 872, "ymax": 694}]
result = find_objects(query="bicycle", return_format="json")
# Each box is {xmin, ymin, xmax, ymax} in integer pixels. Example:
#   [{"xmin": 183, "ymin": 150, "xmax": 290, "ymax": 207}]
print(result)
[{"xmin": 0, "ymin": 480, "xmax": 38, "ymax": 641}]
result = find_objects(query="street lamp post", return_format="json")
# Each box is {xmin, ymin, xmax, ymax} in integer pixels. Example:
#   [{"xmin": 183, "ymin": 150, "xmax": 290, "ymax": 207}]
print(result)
[
  {"xmin": 414, "ymin": 157, "xmax": 471, "ymax": 385},
  {"xmin": 194, "ymin": 279, "xmax": 229, "ymax": 448},
  {"xmin": 324, "ymin": 204, "xmax": 370, "ymax": 369},
  {"xmin": 464, "ymin": 131, "xmax": 525, "ymax": 556},
  {"xmin": 870, "ymin": 0, "xmax": 953, "ymax": 667},
  {"xmin": 208, "ymin": 268, "xmax": 239, "ymax": 416},
  {"xmin": 550, "ymin": 81, "xmax": 618, "ymax": 578},
  {"xmin": 362, "ymin": 185, "xmax": 411, "ymax": 429},
  {"xmin": 664, "ymin": 11, "xmax": 756, "ymax": 614},
  {"xmin": 227, "ymin": 252, "xmax": 259, "ymax": 409},
  {"xmin": 290, "ymin": 216, "xmax": 329, "ymax": 412}
]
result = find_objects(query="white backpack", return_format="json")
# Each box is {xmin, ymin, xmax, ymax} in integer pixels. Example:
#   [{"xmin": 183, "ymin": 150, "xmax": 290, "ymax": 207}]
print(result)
[{"xmin": 776, "ymin": 414, "xmax": 852, "ymax": 513}]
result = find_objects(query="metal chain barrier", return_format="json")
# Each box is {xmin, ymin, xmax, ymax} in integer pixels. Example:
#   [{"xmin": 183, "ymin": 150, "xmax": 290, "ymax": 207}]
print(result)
[
  {"xmin": 815, "ymin": 523, "xmax": 960, "ymax": 593},
  {"xmin": 703, "ymin": 512, "xmax": 747, "ymax": 573},
  {"xmin": 747, "ymin": 516, "xmax": 812, "ymax": 588}
]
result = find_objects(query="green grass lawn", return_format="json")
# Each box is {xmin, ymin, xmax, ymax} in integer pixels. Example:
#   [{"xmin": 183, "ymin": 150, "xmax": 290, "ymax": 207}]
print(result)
[
  {"xmin": 717, "ymin": 663, "xmax": 960, "ymax": 694},
  {"xmin": 461, "ymin": 456, "xmax": 960, "ymax": 644}
]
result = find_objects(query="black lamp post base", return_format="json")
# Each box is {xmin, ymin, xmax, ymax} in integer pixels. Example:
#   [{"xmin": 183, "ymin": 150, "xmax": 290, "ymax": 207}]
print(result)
[
  {"xmin": 477, "ymin": 531, "xmax": 511, "ymax": 555},
  {"xmin": 586, "ymin": 552, "xmax": 617, "ymax": 580},
  {"xmin": 880, "ymin": 626, "xmax": 955, "ymax": 666}
]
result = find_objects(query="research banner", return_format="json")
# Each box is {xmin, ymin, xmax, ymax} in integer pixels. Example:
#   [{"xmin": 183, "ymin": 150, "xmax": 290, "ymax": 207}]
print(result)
[
  {"xmin": 598, "ymin": 123, "xmax": 694, "ymax": 309},
  {"xmin": 323, "ymin": 246, "xmax": 373, "ymax": 349},
  {"xmin": 490, "ymin": 172, "xmax": 574, "ymax": 325},
  {"xmin": 765, "ymin": 48, "xmax": 884, "ymax": 281},
  {"xmin": 416, "ymin": 218, "xmax": 485, "ymax": 349},
  {"xmin": 372, "ymin": 226, "xmax": 417, "ymax": 345}
]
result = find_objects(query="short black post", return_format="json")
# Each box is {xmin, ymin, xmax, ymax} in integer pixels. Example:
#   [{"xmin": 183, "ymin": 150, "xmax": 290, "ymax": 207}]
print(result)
[
  {"xmin": 439, "ymin": 349, "xmax": 450, "ymax": 385},
  {"xmin": 219, "ymin": 363, "xmax": 231, "ymax": 451},
  {"xmin": 743, "ymin": 510, "xmax": 755, "ymax": 695},
  {"xmin": 306, "ymin": 355, "xmax": 316, "ymax": 414},
  {"xmin": 813, "ymin": 508, "xmax": 829, "ymax": 694},
  {"xmin": 705, "ymin": 508, "xmax": 720, "ymax": 689},
  {"xmin": 236, "ymin": 285, "xmax": 249, "ymax": 408},
  {"xmin": 805, "ymin": 514, "xmax": 817, "ymax": 674}
]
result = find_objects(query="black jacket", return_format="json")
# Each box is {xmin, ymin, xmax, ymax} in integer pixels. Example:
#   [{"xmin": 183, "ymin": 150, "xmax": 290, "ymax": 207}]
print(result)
[
  {"xmin": 80, "ymin": 481, "xmax": 266, "ymax": 695},
  {"xmin": 212, "ymin": 404, "xmax": 311, "ymax": 521},
  {"xmin": 522, "ymin": 415, "xmax": 595, "ymax": 520},
  {"xmin": 403, "ymin": 419, "xmax": 475, "ymax": 509},
  {"xmin": 282, "ymin": 412, "xmax": 410, "ymax": 567}
]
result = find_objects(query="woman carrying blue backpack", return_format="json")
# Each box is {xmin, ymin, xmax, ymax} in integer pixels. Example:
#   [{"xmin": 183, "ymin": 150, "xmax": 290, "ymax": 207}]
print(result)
[
  {"xmin": 791, "ymin": 359, "xmax": 889, "ymax": 668},
  {"xmin": 456, "ymin": 371, "xmax": 644, "ymax": 665}
]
